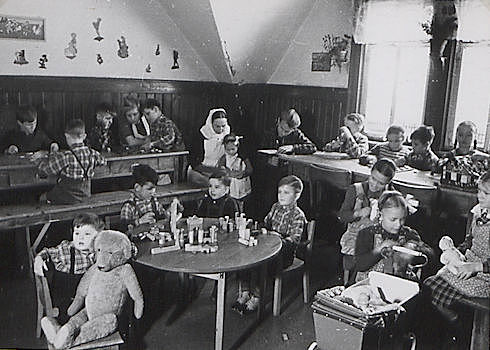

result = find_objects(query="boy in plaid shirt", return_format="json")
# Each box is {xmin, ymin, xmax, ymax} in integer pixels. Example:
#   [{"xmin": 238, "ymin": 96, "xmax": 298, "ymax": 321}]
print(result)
[
  {"xmin": 120, "ymin": 164, "xmax": 182, "ymax": 233},
  {"xmin": 142, "ymin": 99, "xmax": 185, "ymax": 152},
  {"xmin": 33, "ymin": 213, "xmax": 104, "ymax": 323},
  {"xmin": 35, "ymin": 119, "xmax": 106, "ymax": 204},
  {"xmin": 324, "ymin": 113, "xmax": 369, "ymax": 158}
]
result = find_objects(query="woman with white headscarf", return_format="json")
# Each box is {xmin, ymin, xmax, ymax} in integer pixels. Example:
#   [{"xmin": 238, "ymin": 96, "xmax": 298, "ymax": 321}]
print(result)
[{"xmin": 188, "ymin": 108, "xmax": 230, "ymax": 185}]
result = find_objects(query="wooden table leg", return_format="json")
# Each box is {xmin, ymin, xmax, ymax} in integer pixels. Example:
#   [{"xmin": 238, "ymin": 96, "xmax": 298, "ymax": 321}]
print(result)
[
  {"xmin": 215, "ymin": 272, "xmax": 226, "ymax": 350},
  {"xmin": 258, "ymin": 264, "xmax": 267, "ymax": 321},
  {"xmin": 470, "ymin": 308, "xmax": 489, "ymax": 350}
]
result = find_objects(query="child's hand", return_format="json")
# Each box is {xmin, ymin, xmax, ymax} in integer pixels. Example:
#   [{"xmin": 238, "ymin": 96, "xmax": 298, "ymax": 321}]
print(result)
[
  {"xmin": 29, "ymin": 150, "xmax": 47, "ymax": 162},
  {"xmin": 278, "ymin": 145, "xmax": 294, "ymax": 154},
  {"xmin": 34, "ymin": 256, "xmax": 47, "ymax": 276},
  {"xmin": 455, "ymin": 262, "xmax": 483, "ymax": 280},
  {"xmin": 6, "ymin": 145, "xmax": 18, "ymax": 154},
  {"xmin": 138, "ymin": 212, "xmax": 156, "ymax": 225},
  {"xmin": 355, "ymin": 207, "xmax": 371, "ymax": 218},
  {"xmin": 394, "ymin": 157, "xmax": 406, "ymax": 167},
  {"xmin": 50, "ymin": 142, "xmax": 59, "ymax": 153},
  {"xmin": 375, "ymin": 239, "xmax": 398, "ymax": 255},
  {"xmin": 359, "ymin": 155, "xmax": 376, "ymax": 166}
]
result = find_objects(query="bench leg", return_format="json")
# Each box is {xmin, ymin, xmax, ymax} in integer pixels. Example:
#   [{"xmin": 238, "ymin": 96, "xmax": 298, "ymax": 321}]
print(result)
[
  {"xmin": 215, "ymin": 273, "xmax": 226, "ymax": 350},
  {"xmin": 470, "ymin": 308, "xmax": 489, "ymax": 350}
]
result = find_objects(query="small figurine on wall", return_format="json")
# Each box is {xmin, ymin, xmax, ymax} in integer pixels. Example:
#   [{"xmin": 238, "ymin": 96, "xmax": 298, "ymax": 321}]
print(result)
[
  {"xmin": 155, "ymin": 44, "xmax": 160, "ymax": 56},
  {"xmin": 14, "ymin": 50, "xmax": 29, "ymax": 65},
  {"xmin": 145, "ymin": 64, "xmax": 151, "ymax": 73},
  {"xmin": 117, "ymin": 36, "xmax": 129, "ymax": 58},
  {"xmin": 92, "ymin": 17, "xmax": 104, "ymax": 41},
  {"xmin": 96, "ymin": 54, "xmax": 103, "ymax": 65},
  {"xmin": 64, "ymin": 33, "xmax": 77, "ymax": 59},
  {"xmin": 38, "ymin": 54, "xmax": 48, "ymax": 69},
  {"xmin": 171, "ymin": 50, "xmax": 179, "ymax": 69}
]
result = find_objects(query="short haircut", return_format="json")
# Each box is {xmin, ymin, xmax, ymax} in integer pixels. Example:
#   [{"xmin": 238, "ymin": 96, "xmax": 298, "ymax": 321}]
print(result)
[
  {"xmin": 279, "ymin": 109, "xmax": 301, "ymax": 128},
  {"xmin": 65, "ymin": 119, "xmax": 85, "ymax": 137},
  {"xmin": 142, "ymin": 98, "xmax": 161, "ymax": 110},
  {"xmin": 16, "ymin": 105, "xmax": 37, "ymax": 123},
  {"xmin": 378, "ymin": 190, "xmax": 408, "ymax": 214},
  {"xmin": 222, "ymin": 133, "xmax": 241, "ymax": 146},
  {"xmin": 411, "ymin": 125, "xmax": 435, "ymax": 144},
  {"xmin": 479, "ymin": 170, "xmax": 490, "ymax": 185},
  {"xmin": 344, "ymin": 113, "xmax": 365, "ymax": 131},
  {"xmin": 121, "ymin": 96, "xmax": 140, "ymax": 115},
  {"xmin": 209, "ymin": 173, "xmax": 231, "ymax": 187},
  {"xmin": 386, "ymin": 125, "xmax": 405, "ymax": 137},
  {"xmin": 95, "ymin": 102, "xmax": 115, "ymax": 116},
  {"xmin": 278, "ymin": 175, "xmax": 303, "ymax": 194},
  {"xmin": 72, "ymin": 212, "xmax": 104, "ymax": 231},
  {"xmin": 132, "ymin": 164, "xmax": 159, "ymax": 186},
  {"xmin": 211, "ymin": 109, "xmax": 227, "ymax": 121},
  {"xmin": 456, "ymin": 121, "xmax": 477, "ymax": 135},
  {"xmin": 372, "ymin": 158, "xmax": 397, "ymax": 180}
]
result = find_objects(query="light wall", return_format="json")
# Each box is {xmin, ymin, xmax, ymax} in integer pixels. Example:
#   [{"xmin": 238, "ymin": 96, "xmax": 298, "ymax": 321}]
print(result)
[
  {"xmin": 269, "ymin": 0, "xmax": 354, "ymax": 88},
  {"xmin": 0, "ymin": 0, "xmax": 217, "ymax": 81}
]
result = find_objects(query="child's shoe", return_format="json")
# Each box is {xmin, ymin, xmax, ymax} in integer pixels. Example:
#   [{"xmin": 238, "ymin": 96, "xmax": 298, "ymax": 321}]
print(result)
[
  {"xmin": 41, "ymin": 316, "xmax": 60, "ymax": 344},
  {"xmin": 244, "ymin": 295, "xmax": 260, "ymax": 314},
  {"xmin": 232, "ymin": 291, "xmax": 250, "ymax": 314}
]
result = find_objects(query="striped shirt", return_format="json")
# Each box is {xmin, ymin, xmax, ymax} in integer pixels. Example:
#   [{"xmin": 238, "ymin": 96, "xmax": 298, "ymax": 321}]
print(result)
[
  {"xmin": 369, "ymin": 143, "xmax": 411, "ymax": 162},
  {"xmin": 38, "ymin": 143, "xmax": 106, "ymax": 180},
  {"xmin": 264, "ymin": 202, "xmax": 306, "ymax": 245}
]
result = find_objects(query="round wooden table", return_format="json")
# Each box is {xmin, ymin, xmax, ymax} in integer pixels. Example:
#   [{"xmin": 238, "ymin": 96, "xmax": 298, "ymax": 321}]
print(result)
[{"xmin": 135, "ymin": 219, "xmax": 282, "ymax": 350}]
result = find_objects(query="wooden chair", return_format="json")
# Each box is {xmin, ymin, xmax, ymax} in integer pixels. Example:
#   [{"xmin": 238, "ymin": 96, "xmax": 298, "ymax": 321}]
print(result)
[{"xmin": 273, "ymin": 220, "xmax": 315, "ymax": 317}]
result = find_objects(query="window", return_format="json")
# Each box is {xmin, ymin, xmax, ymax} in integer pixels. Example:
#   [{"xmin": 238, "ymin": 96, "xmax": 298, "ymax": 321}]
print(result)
[
  {"xmin": 452, "ymin": 44, "xmax": 490, "ymax": 150},
  {"xmin": 360, "ymin": 44, "xmax": 430, "ymax": 139}
]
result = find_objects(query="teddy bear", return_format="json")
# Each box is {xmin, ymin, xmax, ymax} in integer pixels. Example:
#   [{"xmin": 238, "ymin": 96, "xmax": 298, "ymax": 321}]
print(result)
[
  {"xmin": 438, "ymin": 235, "xmax": 466, "ymax": 274},
  {"xmin": 41, "ymin": 230, "xmax": 144, "ymax": 349}
]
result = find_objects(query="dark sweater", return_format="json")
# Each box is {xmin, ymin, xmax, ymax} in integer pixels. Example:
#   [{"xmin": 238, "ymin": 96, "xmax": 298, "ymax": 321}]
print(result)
[
  {"xmin": 196, "ymin": 194, "xmax": 239, "ymax": 218},
  {"xmin": 0, "ymin": 125, "xmax": 53, "ymax": 153},
  {"xmin": 262, "ymin": 127, "xmax": 317, "ymax": 155}
]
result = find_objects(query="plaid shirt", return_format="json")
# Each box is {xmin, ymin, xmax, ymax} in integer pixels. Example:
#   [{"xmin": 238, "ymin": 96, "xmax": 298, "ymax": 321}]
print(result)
[
  {"xmin": 150, "ymin": 116, "xmax": 184, "ymax": 151},
  {"xmin": 37, "ymin": 240, "xmax": 95, "ymax": 274},
  {"xmin": 38, "ymin": 143, "xmax": 106, "ymax": 180},
  {"xmin": 264, "ymin": 202, "xmax": 306, "ymax": 245},
  {"xmin": 324, "ymin": 131, "xmax": 369, "ymax": 158},
  {"xmin": 120, "ymin": 191, "xmax": 168, "ymax": 227}
]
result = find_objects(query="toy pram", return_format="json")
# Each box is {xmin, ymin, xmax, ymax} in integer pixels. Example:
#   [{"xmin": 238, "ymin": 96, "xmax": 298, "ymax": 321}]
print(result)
[{"xmin": 309, "ymin": 272, "xmax": 420, "ymax": 350}]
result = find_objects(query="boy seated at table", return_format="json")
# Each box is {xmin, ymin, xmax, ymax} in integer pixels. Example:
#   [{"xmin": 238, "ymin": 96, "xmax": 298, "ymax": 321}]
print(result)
[
  {"xmin": 35, "ymin": 119, "xmax": 106, "ymax": 204},
  {"xmin": 142, "ymin": 98, "xmax": 185, "ymax": 152},
  {"xmin": 33, "ymin": 213, "xmax": 104, "ymax": 323},
  {"xmin": 196, "ymin": 173, "xmax": 239, "ymax": 218},
  {"xmin": 234, "ymin": 175, "xmax": 307, "ymax": 313},
  {"xmin": 360, "ymin": 125, "xmax": 411, "ymax": 167},
  {"xmin": 0, "ymin": 104, "xmax": 58, "ymax": 154},
  {"xmin": 399, "ymin": 125, "xmax": 439, "ymax": 171},
  {"xmin": 323, "ymin": 113, "xmax": 369, "ymax": 158},
  {"xmin": 120, "ymin": 164, "xmax": 181, "ymax": 233},
  {"xmin": 87, "ymin": 102, "xmax": 120, "ymax": 153}
]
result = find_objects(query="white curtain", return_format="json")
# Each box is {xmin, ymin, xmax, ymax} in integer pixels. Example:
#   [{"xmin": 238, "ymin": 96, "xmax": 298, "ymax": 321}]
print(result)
[{"xmin": 456, "ymin": 0, "xmax": 490, "ymax": 42}]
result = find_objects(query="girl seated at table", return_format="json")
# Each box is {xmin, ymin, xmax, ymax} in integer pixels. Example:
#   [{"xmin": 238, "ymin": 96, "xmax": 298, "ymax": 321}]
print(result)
[
  {"xmin": 323, "ymin": 113, "xmax": 369, "ymax": 158},
  {"xmin": 450, "ymin": 121, "xmax": 488, "ymax": 159},
  {"xmin": 354, "ymin": 190, "xmax": 433, "ymax": 282},
  {"xmin": 424, "ymin": 170, "xmax": 490, "ymax": 322},
  {"xmin": 339, "ymin": 158, "xmax": 396, "ymax": 285},
  {"xmin": 359, "ymin": 125, "xmax": 411, "ymax": 167},
  {"xmin": 233, "ymin": 175, "xmax": 307, "ymax": 313}
]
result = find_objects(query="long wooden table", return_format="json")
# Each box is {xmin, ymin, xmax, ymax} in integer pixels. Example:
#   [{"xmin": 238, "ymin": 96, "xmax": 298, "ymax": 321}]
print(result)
[{"xmin": 0, "ymin": 150, "xmax": 189, "ymax": 190}]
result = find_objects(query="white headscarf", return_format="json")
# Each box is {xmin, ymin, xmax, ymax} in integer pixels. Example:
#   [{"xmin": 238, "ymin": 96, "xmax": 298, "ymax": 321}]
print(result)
[{"xmin": 199, "ymin": 108, "xmax": 230, "ymax": 140}]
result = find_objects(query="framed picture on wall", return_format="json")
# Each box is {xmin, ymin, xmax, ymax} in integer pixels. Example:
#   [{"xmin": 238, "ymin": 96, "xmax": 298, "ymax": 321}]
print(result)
[{"xmin": 0, "ymin": 15, "xmax": 45, "ymax": 40}]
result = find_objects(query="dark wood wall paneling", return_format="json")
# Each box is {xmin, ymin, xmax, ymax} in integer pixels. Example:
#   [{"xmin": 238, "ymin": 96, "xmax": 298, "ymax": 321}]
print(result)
[{"xmin": 0, "ymin": 76, "xmax": 347, "ymax": 152}]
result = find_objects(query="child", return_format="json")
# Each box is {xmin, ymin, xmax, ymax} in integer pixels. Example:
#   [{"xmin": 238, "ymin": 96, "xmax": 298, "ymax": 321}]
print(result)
[
  {"xmin": 120, "ymin": 164, "xmax": 178, "ymax": 232},
  {"xmin": 400, "ymin": 126, "xmax": 439, "ymax": 171},
  {"xmin": 0, "ymin": 105, "xmax": 58, "ymax": 154},
  {"xmin": 264, "ymin": 108, "xmax": 317, "ymax": 155},
  {"xmin": 450, "ymin": 120, "xmax": 489, "ymax": 159},
  {"xmin": 195, "ymin": 173, "xmax": 239, "ymax": 218},
  {"xmin": 360, "ymin": 125, "xmax": 411, "ymax": 166},
  {"xmin": 217, "ymin": 133, "xmax": 252, "ymax": 213},
  {"xmin": 424, "ymin": 170, "xmax": 490, "ymax": 321},
  {"xmin": 339, "ymin": 158, "xmax": 397, "ymax": 285},
  {"xmin": 324, "ymin": 113, "xmax": 369, "ymax": 158},
  {"xmin": 33, "ymin": 213, "xmax": 104, "ymax": 323},
  {"xmin": 355, "ymin": 191, "xmax": 433, "ymax": 282},
  {"xmin": 142, "ymin": 98, "xmax": 185, "ymax": 151},
  {"xmin": 36, "ymin": 119, "xmax": 106, "ymax": 204},
  {"xmin": 235, "ymin": 175, "xmax": 307, "ymax": 313},
  {"xmin": 118, "ymin": 96, "xmax": 150, "ymax": 149},
  {"xmin": 87, "ymin": 102, "xmax": 120, "ymax": 153}
]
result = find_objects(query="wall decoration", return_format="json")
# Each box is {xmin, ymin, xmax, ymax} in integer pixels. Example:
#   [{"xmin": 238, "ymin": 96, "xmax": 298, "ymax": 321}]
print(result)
[
  {"xmin": 13, "ymin": 49, "xmax": 28, "ymax": 65},
  {"xmin": 155, "ymin": 44, "xmax": 160, "ymax": 56},
  {"xmin": 311, "ymin": 52, "xmax": 331, "ymax": 72},
  {"xmin": 92, "ymin": 17, "xmax": 103, "ymax": 41},
  {"xmin": 117, "ymin": 36, "xmax": 129, "ymax": 58},
  {"xmin": 38, "ymin": 54, "xmax": 48, "ymax": 69},
  {"xmin": 0, "ymin": 15, "xmax": 44, "ymax": 40},
  {"xmin": 312, "ymin": 34, "xmax": 351, "ymax": 72},
  {"xmin": 96, "ymin": 54, "xmax": 103, "ymax": 65},
  {"xmin": 145, "ymin": 64, "xmax": 151, "ymax": 73},
  {"xmin": 64, "ymin": 33, "xmax": 77, "ymax": 59},
  {"xmin": 171, "ymin": 50, "xmax": 179, "ymax": 69}
]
